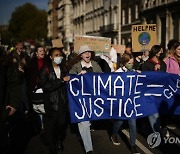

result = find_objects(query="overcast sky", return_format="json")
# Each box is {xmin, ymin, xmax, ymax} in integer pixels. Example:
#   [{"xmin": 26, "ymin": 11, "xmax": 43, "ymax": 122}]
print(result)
[{"xmin": 0, "ymin": 0, "xmax": 49, "ymax": 25}]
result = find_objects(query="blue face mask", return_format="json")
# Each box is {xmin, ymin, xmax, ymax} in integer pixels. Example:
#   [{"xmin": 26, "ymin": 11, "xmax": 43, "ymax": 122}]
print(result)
[{"xmin": 53, "ymin": 57, "xmax": 63, "ymax": 65}]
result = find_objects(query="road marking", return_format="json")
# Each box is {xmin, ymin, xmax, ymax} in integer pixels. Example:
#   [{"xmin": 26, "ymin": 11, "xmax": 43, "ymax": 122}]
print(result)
[{"xmin": 122, "ymin": 129, "xmax": 153, "ymax": 154}]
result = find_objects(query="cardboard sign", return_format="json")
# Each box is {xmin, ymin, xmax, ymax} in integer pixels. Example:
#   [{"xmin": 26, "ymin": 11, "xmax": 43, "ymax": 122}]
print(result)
[
  {"xmin": 131, "ymin": 24, "xmax": 157, "ymax": 52},
  {"xmin": 52, "ymin": 39, "xmax": 63, "ymax": 48},
  {"xmin": 112, "ymin": 44, "xmax": 125, "ymax": 54},
  {"xmin": 74, "ymin": 35, "xmax": 111, "ymax": 53}
]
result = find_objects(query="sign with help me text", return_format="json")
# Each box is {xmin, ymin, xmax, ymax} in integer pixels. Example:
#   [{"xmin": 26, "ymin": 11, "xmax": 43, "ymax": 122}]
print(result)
[{"xmin": 132, "ymin": 24, "xmax": 157, "ymax": 52}]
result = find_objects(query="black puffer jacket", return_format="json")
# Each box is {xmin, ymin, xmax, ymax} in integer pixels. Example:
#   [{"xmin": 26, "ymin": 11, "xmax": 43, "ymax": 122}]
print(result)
[{"xmin": 39, "ymin": 63, "xmax": 68, "ymax": 113}]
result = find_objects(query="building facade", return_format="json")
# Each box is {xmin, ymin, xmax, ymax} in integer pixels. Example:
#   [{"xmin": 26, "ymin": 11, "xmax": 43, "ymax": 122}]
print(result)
[
  {"xmin": 47, "ymin": 0, "xmax": 180, "ymax": 50},
  {"xmin": 141, "ymin": 0, "xmax": 180, "ymax": 49},
  {"xmin": 57, "ymin": 0, "xmax": 73, "ymax": 50},
  {"xmin": 121, "ymin": 0, "xmax": 141, "ymax": 45},
  {"xmin": 47, "ymin": 0, "xmax": 60, "ymax": 39},
  {"xmin": 71, "ymin": 0, "xmax": 141, "ymax": 45}
]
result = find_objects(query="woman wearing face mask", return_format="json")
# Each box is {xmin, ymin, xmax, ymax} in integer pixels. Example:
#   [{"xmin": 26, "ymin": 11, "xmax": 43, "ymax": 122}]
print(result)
[
  {"xmin": 116, "ymin": 53, "xmax": 134, "ymax": 72},
  {"xmin": 111, "ymin": 54, "xmax": 139, "ymax": 154},
  {"xmin": 39, "ymin": 47, "xmax": 70, "ymax": 154}
]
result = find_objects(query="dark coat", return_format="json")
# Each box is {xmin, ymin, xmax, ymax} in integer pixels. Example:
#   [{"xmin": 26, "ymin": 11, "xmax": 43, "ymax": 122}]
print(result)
[
  {"xmin": 142, "ymin": 60, "xmax": 167, "ymax": 72},
  {"xmin": 28, "ymin": 56, "xmax": 49, "ymax": 97},
  {"xmin": 0, "ymin": 62, "xmax": 6, "ymax": 109},
  {"xmin": 5, "ymin": 62, "xmax": 24, "ymax": 110},
  {"xmin": 8, "ymin": 50, "xmax": 30, "ymax": 77},
  {"xmin": 39, "ymin": 63, "xmax": 68, "ymax": 114}
]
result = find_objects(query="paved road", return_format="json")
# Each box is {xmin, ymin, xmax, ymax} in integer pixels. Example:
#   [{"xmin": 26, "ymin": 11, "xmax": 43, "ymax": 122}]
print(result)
[{"xmin": 23, "ymin": 119, "xmax": 180, "ymax": 154}]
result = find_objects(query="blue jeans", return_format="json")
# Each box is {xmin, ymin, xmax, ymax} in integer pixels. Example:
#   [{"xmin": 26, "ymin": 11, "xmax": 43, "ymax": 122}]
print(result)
[
  {"xmin": 112, "ymin": 119, "xmax": 136, "ymax": 146},
  {"xmin": 78, "ymin": 121, "xmax": 93, "ymax": 153},
  {"xmin": 148, "ymin": 113, "xmax": 161, "ymax": 133}
]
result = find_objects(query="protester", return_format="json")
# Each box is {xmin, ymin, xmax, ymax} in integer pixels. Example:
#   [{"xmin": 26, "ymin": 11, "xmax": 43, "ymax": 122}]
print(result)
[
  {"xmin": 0, "ymin": 42, "xmax": 30, "ymax": 154},
  {"xmin": 94, "ymin": 55, "xmax": 111, "ymax": 73},
  {"xmin": 28, "ymin": 46, "xmax": 48, "ymax": 130},
  {"xmin": 164, "ymin": 41, "xmax": 180, "ymax": 75},
  {"xmin": 132, "ymin": 52, "xmax": 143, "ymax": 71},
  {"xmin": 124, "ymin": 42, "xmax": 133, "ymax": 57},
  {"xmin": 69, "ymin": 45, "xmax": 102, "ymax": 154},
  {"xmin": 167, "ymin": 39, "xmax": 179, "ymax": 56},
  {"xmin": 39, "ymin": 47, "xmax": 69, "ymax": 154},
  {"xmin": 142, "ymin": 45, "xmax": 167, "ymax": 135},
  {"xmin": 164, "ymin": 41, "xmax": 180, "ymax": 129},
  {"xmin": 0, "ymin": 49, "xmax": 9, "ymax": 153},
  {"xmin": 142, "ymin": 50, "xmax": 149, "ymax": 62},
  {"xmin": 0, "ymin": 48, "xmax": 7, "ymax": 109},
  {"xmin": 110, "ymin": 46, "xmax": 118, "ymax": 71},
  {"xmin": 0, "ymin": 48, "xmax": 14, "ymax": 118},
  {"xmin": 111, "ymin": 53, "xmax": 139, "ymax": 154},
  {"xmin": 8, "ymin": 41, "xmax": 30, "ymax": 112}
]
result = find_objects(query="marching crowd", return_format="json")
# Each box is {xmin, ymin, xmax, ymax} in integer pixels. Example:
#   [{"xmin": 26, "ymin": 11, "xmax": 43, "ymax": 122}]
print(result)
[{"xmin": 0, "ymin": 39, "xmax": 180, "ymax": 154}]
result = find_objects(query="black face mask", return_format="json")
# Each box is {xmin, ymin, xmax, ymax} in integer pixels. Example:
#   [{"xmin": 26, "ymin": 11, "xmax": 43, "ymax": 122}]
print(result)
[{"xmin": 82, "ymin": 66, "xmax": 93, "ymax": 72}]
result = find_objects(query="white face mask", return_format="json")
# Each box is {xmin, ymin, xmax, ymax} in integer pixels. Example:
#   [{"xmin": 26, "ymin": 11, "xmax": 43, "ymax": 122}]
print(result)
[{"xmin": 53, "ymin": 57, "xmax": 63, "ymax": 65}]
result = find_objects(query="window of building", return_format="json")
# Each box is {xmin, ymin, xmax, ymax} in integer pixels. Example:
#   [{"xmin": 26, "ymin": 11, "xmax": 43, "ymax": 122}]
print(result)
[
  {"xmin": 122, "ymin": 9, "xmax": 125, "ymax": 25},
  {"xmin": 128, "ymin": 7, "xmax": 131, "ymax": 24},
  {"xmin": 97, "ymin": 0, "xmax": 100, "ymax": 8},
  {"xmin": 105, "ymin": 14, "xmax": 108, "ymax": 25},
  {"xmin": 122, "ymin": 38, "xmax": 125, "ymax": 45},
  {"xmin": 114, "ymin": 10, "xmax": 117, "ymax": 25},
  {"xmin": 135, "ymin": 5, "xmax": 138, "ymax": 19}
]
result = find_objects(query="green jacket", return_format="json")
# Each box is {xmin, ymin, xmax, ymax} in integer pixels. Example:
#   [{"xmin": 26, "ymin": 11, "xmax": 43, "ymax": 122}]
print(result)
[{"xmin": 69, "ymin": 60, "xmax": 102, "ymax": 74}]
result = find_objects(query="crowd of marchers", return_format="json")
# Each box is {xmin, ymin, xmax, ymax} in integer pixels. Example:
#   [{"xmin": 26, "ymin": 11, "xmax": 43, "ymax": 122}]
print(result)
[{"xmin": 0, "ymin": 39, "xmax": 180, "ymax": 154}]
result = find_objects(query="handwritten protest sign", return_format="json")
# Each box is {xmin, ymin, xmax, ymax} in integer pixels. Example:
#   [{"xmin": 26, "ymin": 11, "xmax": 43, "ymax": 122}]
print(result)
[
  {"xmin": 67, "ymin": 72, "xmax": 180, "ymax": 123},
  {"xmin": 132, "ymin": 24, "xmax": 157, "ymax": 52},
  {"xmin": 112, "ymin": 44, "xmax": 125, "ymax": 54},
  {"xmin": 52, "ymin": 39, "xmax": 63, "ymax": 48},
  {"xmin": 74, "ymin": 35, "xmax": 111, "ymax": 53}
]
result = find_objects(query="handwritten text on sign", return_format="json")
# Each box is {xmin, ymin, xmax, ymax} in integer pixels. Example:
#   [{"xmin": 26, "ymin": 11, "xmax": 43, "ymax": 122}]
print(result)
[{"xmin": 74, "ymin": 35, "xmax": 111, "ymax": 53}]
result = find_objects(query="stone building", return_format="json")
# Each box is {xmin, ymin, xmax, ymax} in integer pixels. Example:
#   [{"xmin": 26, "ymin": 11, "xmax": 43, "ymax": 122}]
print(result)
[
  {"xmin": 72, "ymin": 0, "xmax": 141, "ymax": 45},
  {"xmin": 57, "ymin": 0, "xmax": 73, "ymax": 50},
  {"xmin": 141, "ymin": 0, "xmax": 180, "ymax": 49},
  {"xmin": 47, "ymin": 0, "xmax": 180, "ymax": 49}
]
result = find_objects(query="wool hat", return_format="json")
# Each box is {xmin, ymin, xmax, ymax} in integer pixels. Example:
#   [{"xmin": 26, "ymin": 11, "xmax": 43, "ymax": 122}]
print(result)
[{"xmin": 78, "ymin": 45, "xmax": 93, "ymax": 55}]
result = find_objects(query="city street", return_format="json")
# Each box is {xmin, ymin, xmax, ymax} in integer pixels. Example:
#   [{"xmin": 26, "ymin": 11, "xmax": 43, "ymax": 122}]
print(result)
[
  {"xmin": 0, "ymin": 1, "xmax": 180, "ymax": 154},
  {"xmin": 23, "ymin": 119, "xmax": 180, "ymax": 154}
]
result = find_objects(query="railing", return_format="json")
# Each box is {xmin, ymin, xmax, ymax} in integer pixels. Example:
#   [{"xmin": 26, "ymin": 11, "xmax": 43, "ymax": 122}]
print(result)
[
  {"xmin": 142, "ymin": 0, "xmax": 177, "ymax": 10},
  {"xmin": 100, "ymin": 24, "xmax": 118, "ymax": 32}
]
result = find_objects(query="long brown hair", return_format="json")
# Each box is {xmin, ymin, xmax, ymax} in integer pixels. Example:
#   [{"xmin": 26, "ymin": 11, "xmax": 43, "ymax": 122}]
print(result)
[{"xmin": 120, "ymin": 53, "xmax": 132, "ymax": 66}]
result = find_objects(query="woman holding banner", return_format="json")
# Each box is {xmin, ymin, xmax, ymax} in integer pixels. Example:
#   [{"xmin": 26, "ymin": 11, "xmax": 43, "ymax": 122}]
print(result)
[
  {"xmin": 39, "ymin": 47, "xmax": 69, "ymax": 154},
  {"xmin": 69, "ymin": 45, "xmax": 102, "ymax": 154},
  {"xmin": 142, "ymin": 45, "xmax": 167, "ymax": 136},
  {"xmin": 164, "ymin": 41, "xmax": 180, "ymax": 130},
  {"xmin": 165, "ymin": 41, "xmax": 180, "ymax": 75},
  {"xmin": 111, "ymin": 53, "xmax": 139, "ymax": 154}
]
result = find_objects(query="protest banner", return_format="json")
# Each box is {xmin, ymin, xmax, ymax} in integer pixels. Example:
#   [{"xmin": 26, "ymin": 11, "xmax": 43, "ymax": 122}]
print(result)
[
  {"xmin": 131, "ymin": 24, "xmax": 157, "ymax": 52},
  {"xmin": 52, "ymin": 38, "xmax": 63, "ymax": 48},
  {"xmin": 74, "ymin": 35, "xmax": 111, "ymax": 53},
  {"xmin": 67, "ymin": 72, "xmax": 180, "ymax": 123}
]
